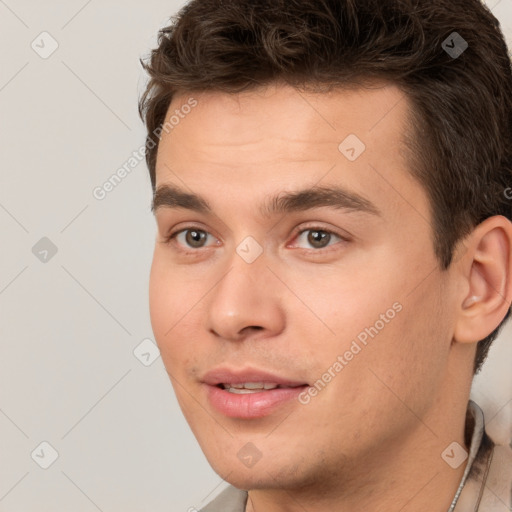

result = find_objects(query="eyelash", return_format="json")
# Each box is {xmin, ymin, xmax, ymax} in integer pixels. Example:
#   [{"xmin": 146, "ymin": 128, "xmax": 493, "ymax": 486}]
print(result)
[{"xmin": 162, "ymin": 225, "xmax": 347, "ymax": 254}]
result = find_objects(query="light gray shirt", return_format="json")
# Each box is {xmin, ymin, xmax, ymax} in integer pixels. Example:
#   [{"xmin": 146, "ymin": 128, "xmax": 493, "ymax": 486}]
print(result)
[{"xmin": 200, "ymin": 401, "xmax": 512, "ymax": 511}]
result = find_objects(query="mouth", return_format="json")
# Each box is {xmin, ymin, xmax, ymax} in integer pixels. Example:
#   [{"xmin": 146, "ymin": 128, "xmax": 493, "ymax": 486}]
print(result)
[
  {"xmin": 202, "ymin": 367, "xmax": 310, "ymax": 418},
  {"xmin": 216, "ymin": 382, "xmax": 306, "ymax": 394}
]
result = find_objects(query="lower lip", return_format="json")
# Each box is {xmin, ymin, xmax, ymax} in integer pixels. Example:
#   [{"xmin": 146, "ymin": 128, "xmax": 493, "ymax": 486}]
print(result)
[{"xmin": 204, "ymin": 384, "xmax": 308, "ymax": 419}]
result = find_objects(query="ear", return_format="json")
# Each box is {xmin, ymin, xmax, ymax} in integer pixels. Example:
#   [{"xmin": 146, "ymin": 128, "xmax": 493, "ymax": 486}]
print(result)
[{"xmin": 453, "ymin": 216, "xmax": 512, "ymax": 344}]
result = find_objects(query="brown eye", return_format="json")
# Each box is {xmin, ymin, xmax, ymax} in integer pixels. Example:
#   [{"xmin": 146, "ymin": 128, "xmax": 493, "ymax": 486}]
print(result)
[
  {"xmin": 184, "ymin": 229, "xmax": 208, "ymax": 248},
  {"xmin": 164, "ymin": 227, "xmax": 219, "ymax": 251},
  {"xmin": 294, "ymin": 228, "xmax": 343, "ymax": 250},
  {"xmin": 307, "ymin": 230, "xmax": 332, "ymax": 248}
]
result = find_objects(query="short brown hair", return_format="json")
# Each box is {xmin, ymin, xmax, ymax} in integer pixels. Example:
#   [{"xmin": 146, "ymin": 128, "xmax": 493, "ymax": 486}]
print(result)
[{"xmin": 139, "ymin": 0, "xmax": 512, "ymax": 373}]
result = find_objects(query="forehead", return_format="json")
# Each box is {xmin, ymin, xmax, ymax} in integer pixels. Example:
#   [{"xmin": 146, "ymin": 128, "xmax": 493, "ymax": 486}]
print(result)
[
  {"xmin": 153, "ymin": 82, "xmax": 429, "ymax": 226},
  {"xmin": 158, "ymin": 82, "xmax": 409, "ymax": 164}
]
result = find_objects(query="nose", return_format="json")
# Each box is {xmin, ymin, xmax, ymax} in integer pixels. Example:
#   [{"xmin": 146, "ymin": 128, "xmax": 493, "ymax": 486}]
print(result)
[{"xmin": 206, "ymin": 251, "xmax": 286, "ymax": 342}]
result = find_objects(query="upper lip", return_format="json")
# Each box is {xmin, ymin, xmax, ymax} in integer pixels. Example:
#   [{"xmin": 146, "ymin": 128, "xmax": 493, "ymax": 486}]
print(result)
[{"xmin": 202, "ymin": 367, "xmax": 309, "ymax": 387}]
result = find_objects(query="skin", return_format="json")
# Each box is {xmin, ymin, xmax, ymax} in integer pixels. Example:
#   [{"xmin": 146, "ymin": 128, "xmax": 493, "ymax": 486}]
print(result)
[{"xmin": 148, "ymin": 82, "xmax": 512, "ymax": 512}]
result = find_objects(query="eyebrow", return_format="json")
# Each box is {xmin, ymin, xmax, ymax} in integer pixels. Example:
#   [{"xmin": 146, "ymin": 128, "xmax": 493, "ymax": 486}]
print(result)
[{"xmin": 152, "ymin": 183, "xmax": 380, "ymax": 217}]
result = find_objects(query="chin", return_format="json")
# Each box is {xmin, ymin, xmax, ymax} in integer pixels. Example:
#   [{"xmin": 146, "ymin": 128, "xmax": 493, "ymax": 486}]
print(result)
[{"xmin": 208, "ymin": 451, "xmax": 310, "ymax": 491}]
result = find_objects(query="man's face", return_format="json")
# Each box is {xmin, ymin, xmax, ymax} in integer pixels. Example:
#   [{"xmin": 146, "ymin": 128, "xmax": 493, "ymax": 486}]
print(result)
[{"xmin": 149, "ymin": 83, "xmax": 458, "ymax": 490}]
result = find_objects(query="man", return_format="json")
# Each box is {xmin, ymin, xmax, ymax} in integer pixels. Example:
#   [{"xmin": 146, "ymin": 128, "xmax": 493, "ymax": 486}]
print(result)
[{"xmin": 139, "ymin": 0, "xmax": 512, "ymax": 510}]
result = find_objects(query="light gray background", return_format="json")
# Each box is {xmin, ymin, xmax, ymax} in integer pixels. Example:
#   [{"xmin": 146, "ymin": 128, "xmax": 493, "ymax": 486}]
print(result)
[{"xmin": 0, "ymin": 1, "xmax": 511, "ymax": 510}]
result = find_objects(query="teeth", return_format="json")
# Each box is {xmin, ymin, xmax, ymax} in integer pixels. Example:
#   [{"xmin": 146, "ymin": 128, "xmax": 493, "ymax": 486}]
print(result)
[
  {"xmin": 226, "ymin": 388, "xmax": 262, "ymax": 394},
  {"xmin": 221, "ymin": 382, "xmax": 280, "ymax": 392}
]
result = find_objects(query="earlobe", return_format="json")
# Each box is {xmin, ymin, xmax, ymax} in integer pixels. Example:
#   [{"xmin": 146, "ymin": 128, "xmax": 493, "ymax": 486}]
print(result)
[{"xmin": 454, "ymin": 216, "xmax": 512, "ymax": 344}]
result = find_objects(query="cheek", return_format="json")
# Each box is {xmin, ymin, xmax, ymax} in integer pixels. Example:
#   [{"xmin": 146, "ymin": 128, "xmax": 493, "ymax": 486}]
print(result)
[
  {"xmin": 282, "ymin": 255, "xmax": 402, "ymax": 347},
  {"xmin": 149, "ymin": 251, "xmax": 196, "ymax": 331},
  {"xmin": 290, "ymin": 247, "xmax": 450, "ymax": 394},
  {"xmin": 350, "ymin": 275, "xmax": 451, "ymax": 409},
  {"xmin": 149, "ymin": 254, "xmax": 189, "ymax": 363},
  {"xmin": 148, "ymin": 254, "xmax": 170, "ymax": 338},
  {"xmin": 149, "ymin": 251, "xmax": 213, "ymax": 384},
  {"xmin": 298, "ymin": 281, "xmax": 451, "ymax": 452}
]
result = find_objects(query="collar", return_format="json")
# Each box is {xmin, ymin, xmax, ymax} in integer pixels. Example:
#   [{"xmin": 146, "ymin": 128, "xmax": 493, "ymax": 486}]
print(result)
[{"xmin": 449, "ymin": 400, "xmax": 494, "ymax": 511}]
